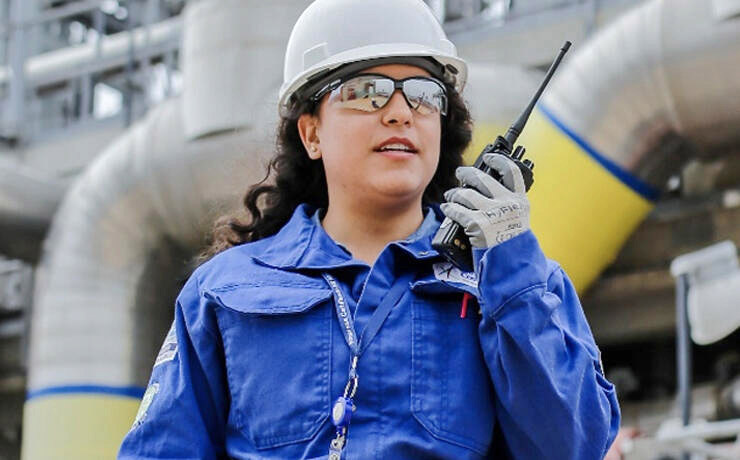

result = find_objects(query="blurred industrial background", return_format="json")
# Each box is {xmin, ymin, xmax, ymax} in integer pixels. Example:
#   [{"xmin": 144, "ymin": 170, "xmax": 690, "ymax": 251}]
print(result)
[{"xmin": 0, "ymin": 0, "xmax": 739, "ymax": 458}]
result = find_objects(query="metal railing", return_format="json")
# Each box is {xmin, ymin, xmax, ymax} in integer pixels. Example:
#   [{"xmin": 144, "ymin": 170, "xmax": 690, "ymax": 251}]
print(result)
[{"xmin": 0, "ymin": 0, "xmax": 183, "ymax": 145}]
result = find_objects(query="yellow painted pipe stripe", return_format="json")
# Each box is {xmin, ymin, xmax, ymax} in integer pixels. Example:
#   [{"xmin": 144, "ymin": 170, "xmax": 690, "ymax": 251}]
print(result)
[
  {"xmin": 22, "ymin": 394, "xmax": 139, "ymax": 460},
  {"xmin": 468, "ymin": 112, "xmax": 654, "ymax": 292}
]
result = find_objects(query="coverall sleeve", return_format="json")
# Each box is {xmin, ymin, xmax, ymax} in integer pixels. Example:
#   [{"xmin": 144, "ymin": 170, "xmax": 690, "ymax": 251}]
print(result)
[
  {"xmin": 473, "ymin": 230, "xmax": 620, "ymax": 459},
  {"xmin": 118, "ymin": 272, "xmax": 228, "ymax": 460}
]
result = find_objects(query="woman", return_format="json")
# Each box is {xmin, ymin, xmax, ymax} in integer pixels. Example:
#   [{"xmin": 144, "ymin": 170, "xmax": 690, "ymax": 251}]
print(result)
[{"xmin": 118, "ymin": 0, "xmax": 620, "ymax": 458}]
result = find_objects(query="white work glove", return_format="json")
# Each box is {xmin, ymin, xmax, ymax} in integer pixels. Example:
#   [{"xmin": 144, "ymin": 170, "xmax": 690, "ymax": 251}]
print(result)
[{"xmin": 440, "ymin": 153, "xmax": 530, "ymax": 249}]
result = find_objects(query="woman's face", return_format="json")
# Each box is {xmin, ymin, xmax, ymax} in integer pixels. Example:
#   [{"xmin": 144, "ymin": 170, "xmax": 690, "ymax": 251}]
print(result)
[{"xmin": 298, "ymin": 64, "xmax": 442, "ymax": 209}]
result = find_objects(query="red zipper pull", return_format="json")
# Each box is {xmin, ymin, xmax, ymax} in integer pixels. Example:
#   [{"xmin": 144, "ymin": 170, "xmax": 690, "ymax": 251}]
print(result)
[{"xmin": 460, "ymin": 292, "xmax": 473, "ymax": 318}]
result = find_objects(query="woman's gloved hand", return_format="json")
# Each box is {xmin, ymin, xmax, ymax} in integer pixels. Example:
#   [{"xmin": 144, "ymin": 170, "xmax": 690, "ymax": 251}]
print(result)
[{"xmin": 440, "ymin": 153, "xmax": 530, "ymax": 249}]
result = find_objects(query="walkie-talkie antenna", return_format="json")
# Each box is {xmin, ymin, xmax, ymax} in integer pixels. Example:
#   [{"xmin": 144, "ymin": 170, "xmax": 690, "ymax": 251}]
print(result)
[{"xmin": 503, "ymin": 41, "xmax": 571, "ymax": 146}]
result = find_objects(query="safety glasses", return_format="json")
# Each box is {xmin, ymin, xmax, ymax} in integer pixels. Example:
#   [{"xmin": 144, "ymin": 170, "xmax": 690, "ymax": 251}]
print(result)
[{"xmin": 311, "ymin": 73, "xmax": 448, "ymax": 116}]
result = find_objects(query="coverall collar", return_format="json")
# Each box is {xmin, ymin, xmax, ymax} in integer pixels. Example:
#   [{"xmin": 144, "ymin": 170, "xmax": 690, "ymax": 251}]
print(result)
[{"xmin": 251, "ymin": 203, "xmax": 443, "ymax": 271}]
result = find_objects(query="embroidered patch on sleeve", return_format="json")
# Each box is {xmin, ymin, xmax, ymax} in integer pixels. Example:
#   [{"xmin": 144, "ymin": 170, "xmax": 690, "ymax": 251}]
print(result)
[
  {"xmin": 131, "ymin": 382, "xmax": 159, "ymax": 430},
  {"xmin": 153, "ymin": 323, "xmax": 178, "ymax": 368},
  {"xmin": 433, "ymin": 262, "xmax": 478, "ymax": 288}
]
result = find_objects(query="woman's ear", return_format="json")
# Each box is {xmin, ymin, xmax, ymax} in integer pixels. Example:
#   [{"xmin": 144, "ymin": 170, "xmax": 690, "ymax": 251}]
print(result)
[{"xmin": 297, "ymin": 112, "xmax": 322, "ymax": 160}]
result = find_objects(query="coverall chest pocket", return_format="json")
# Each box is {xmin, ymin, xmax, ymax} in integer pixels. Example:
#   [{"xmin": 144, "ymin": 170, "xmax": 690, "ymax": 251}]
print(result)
[
  {"xmin": 410, "ymin": 281, "xmax": 496, "ymax": 455},
  {"xmin": 209, "ymin": 283, "xmax": 333, "ymax": 450}
]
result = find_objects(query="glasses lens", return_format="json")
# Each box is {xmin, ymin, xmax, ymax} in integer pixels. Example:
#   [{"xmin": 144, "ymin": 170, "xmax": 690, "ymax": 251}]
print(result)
[
  {"xmin": 326, "ymin": 75, "xmax": 447, "ymax": 115},
  {"xmin": 402, "ymin": 78, "xmax": 447, "ymax": 116},
  {"xmin": 327, "ymin": 75, "xmax": 394, "ymax": 112}
]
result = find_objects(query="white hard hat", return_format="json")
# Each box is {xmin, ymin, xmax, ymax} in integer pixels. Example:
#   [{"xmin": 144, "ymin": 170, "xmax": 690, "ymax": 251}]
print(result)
[{"xmin": 278, "ymin": 0, "xmax": 468, "ymax": 117}]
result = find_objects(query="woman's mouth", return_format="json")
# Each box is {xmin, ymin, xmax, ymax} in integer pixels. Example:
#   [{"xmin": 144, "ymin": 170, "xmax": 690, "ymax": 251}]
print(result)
[
  {"xmin": 375, "ymin": 143, "xmax": 417, "ymax": 153},
  {"xmin": 374, "ymin": 143, "xmax": 418, "ymax": 160},
  {"xmin": 373, "ymin": 137, "xmax": 419, "ymax": 156}
]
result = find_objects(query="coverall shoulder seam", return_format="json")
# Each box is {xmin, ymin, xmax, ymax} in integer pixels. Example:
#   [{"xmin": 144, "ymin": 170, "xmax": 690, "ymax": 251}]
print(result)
[{"xmin": 187, "ymin": 271, "xmax": 222, "ymax": 342}]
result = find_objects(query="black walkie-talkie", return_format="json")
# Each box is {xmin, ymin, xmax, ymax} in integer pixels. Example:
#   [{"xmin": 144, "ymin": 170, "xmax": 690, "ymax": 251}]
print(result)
[{"xmin": 432, "ymin": 41, "xmax": 572, "ymax": 272}]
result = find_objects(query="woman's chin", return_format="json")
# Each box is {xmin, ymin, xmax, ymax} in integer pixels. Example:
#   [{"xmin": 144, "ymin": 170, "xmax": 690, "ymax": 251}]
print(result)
[{"xmin": 369, "ymin": 180, "xmax": 427, "ymax": 204}]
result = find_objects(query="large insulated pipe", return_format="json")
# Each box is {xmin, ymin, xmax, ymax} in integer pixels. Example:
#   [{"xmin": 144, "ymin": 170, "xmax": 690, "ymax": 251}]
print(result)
[
  {"xmin": 0, "ymin": 158, "xmax": 67, "ymax": 261},
  {"xmin": 21, "ymin": 1, "xmax": 309, "ymax": 458},
  {"xmin": 497, "ymin": 0, "xmax": 740, "ymax": 291}
]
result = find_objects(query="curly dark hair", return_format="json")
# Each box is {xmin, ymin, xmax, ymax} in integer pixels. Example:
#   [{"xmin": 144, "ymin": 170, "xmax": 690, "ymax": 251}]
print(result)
[{"xmin": 201, "ymin": 81, "xmax": 472, "ymax": 260}]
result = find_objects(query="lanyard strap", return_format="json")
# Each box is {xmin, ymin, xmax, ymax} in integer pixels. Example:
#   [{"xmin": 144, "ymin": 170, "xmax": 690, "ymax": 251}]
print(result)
[
  {"xmin": 322, "ymin": 271, "xmax": 414, "ymax": 362},
  {"xmin": 322, "ymin": 271, "xmax": 414, "ymax": 459},
  {"xmin": 322, "ymin": 273, "xmax": 359, "ymax": 357}
]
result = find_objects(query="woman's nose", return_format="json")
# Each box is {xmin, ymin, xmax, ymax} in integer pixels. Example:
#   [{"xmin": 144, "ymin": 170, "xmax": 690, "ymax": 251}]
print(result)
[{"xmin": 381, "ymin": 90, "xmax": 413, "ymax": 126}]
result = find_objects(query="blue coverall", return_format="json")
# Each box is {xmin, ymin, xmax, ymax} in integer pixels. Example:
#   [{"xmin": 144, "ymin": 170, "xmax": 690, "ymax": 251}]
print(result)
[{"xmin": 118, "ymin": 203, "xmax": 620, "ymax": 459}]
